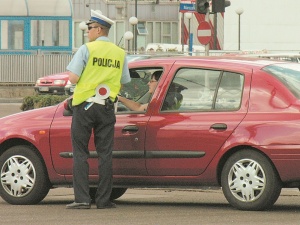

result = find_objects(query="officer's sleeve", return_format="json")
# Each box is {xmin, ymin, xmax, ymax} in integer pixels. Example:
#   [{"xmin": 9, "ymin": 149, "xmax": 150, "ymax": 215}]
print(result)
[
  {"xmin": 66, "ymin": 45, "xmax": 88, "ymax": 77},
  {"xmin": 120, "ymin": 56, "xmax": 131, "ymax": 84}
]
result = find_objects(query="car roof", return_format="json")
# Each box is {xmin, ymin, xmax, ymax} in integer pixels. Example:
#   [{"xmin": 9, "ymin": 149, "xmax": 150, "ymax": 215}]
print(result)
[
  {"xmin": 38, "ymin": 72, "xmax": 69, "ymax": 79},
  {"xmin": 128, "ymin": 56, "xmax": 288, "ymax": 70},
  {"xmin": 127, "ymin": 53, "xmax": 185, "ymax": 62}
]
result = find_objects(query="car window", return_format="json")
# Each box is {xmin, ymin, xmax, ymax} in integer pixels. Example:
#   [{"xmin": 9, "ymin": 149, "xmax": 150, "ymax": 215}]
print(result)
[
  {"xmin": 215, "ymin": 72, "xmax": 243, "ymax": 110},
  {"xmin": 161, "ymin": 68, "xmax": 244, "ymax": 112},
  {"xmin": 118, "ymin": 67, "xmax": 163, "ymax": 112},
  {"xmin": 120, "ymin": 70, "xmax": 148, "ymax": 101},
  {"xmin": 263, "ymin": 63, "xmax": 300, "ymax": 99}
]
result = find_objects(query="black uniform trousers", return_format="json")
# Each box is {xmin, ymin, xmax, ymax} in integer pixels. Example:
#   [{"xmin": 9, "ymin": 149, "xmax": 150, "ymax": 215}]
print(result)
[{"xmin": 71, "ymin": 101, "xmax": 116, "ymax": 207}]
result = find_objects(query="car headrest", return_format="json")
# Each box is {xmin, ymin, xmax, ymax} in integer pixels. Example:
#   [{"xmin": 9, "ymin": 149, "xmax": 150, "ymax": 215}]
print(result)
[{"xmin": 130, "ymin": 71, "xmax": 140, "ymax": 78}]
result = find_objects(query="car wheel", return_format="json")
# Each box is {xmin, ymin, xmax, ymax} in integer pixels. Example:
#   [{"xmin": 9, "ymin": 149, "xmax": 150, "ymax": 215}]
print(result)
[
  {"xmin": 221, "ymin": 149, "xmax": 281, "ymax": 211},
  {"xmin": 0, "ymin": 145, "xmax": 50, "ymax": 205},
  {"xmin": 89, "ymin": 187, "xmax": 127, "ymax": 202},
  {"xmin": 110, "ymin": 188, "xmax": 127, "ymax": 200}
]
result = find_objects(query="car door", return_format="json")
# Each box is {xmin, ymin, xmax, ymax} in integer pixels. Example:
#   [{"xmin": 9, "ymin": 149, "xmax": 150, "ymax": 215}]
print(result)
[
  {"xmin": 50, "ymin": 68, "xmax": 158, "ymax": 177},
  {"xmin": 49, "ymin": 104, "xmax": 149, "ymax": 177},
  {"xmin": 145, "ymin": 63, "xmax": 252, "ymax": 176},
  {"xmin": 113, "ymin": 67, "xmax": 165, "ymax": 176},
  {"xmin": 113, "ymin": 113, "xmax": 149, "ymax": 175}
]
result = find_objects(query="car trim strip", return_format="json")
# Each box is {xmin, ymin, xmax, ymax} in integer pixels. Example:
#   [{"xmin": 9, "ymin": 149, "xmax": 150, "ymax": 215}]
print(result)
[
  {"xmin": 145, "ymin": 151, "xmax": 205, "ymax": 158},
  {"xmin": 59, "ymin": 151, "xmax": 205, "ymax": 159}
]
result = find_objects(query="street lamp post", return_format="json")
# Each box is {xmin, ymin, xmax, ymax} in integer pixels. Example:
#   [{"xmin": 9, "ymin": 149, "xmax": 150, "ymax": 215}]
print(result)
[
  {"xmin": 235, "ymin": 8, "xmax": 244, "ymax": 51},
  {"xmin": 185, "ymin": 12, "xmax": 193, "ymax": 55},
  {"xmin": 181, "ymin": 13, "xmax": 184, "ymax": 53},
  {"xmin": 124, "ymin": 31, "xmax": 133, "ymax": 53},
  {"xmin": 79, "ymin": 21, "xmax": 87, "ymax": 45},
  {"xmin": 129, "ymin": 16, "xmax": 138, "ymax": 54},
  {"xmin": 135, "ymin": 0, "xmax": 138, "ymax": 52}
]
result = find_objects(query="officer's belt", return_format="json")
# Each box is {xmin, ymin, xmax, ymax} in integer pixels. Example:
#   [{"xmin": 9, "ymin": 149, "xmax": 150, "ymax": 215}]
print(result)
[{"xmin": 86, "ymin": 97, "xmax": 106, "ymax": 105}]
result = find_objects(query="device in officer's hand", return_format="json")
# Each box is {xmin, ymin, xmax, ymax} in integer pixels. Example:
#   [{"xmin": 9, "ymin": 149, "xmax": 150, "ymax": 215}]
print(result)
[{"xmin": 85, "ymin": 84, "xmax": 116, "ymax": 111}]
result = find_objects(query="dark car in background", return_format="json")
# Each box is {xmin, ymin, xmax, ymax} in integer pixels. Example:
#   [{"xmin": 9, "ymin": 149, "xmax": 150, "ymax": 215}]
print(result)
[
  {"xmin": 2, "ymin": 57, "xmax": 300, "ymax": 211},
  {"xmin": 34, "ymin": 72, "xmax": 69, "ymax": 95}
]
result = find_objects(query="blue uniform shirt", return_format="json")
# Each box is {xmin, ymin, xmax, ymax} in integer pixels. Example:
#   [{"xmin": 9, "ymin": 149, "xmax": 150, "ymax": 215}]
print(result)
[{"xmin": 67, "ymin": 36, "xmax": 131, "ymax": 85}]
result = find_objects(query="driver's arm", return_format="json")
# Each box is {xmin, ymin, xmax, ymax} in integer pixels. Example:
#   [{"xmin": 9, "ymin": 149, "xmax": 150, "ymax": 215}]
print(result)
[{"xmin": 118, "ymin": 96, "xmax": 148, "ymax": 111}]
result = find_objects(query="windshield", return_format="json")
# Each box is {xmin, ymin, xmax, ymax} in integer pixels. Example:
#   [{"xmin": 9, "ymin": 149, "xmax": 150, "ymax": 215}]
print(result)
[{"xmin": 263, "ymin": 63, "xmax": 300, "ymax": 99}]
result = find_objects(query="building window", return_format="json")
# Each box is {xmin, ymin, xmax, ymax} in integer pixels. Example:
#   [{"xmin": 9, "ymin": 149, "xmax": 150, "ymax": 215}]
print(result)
[
  {"xmin": 171, "ymin": 22, "xmax": 179, "ymax": 44},
  {"xmin": 137, "ymin": 22, "xmax": 148, "ymax": 35},
  {"xmin": 146, "ymin": 21, "xmax": 178, "ymax": 45},
  {"xmin": 1, "ymin": 20, "xmax": 24, "ymax": 49},
  {"xmin": 146, "ymin": 22, "xmax": 153, "ymax": 44},
  {"xmin": 162, "ymin": 22, "xmax": 171, "ymax": 43},
  {"xmin": 31, "ymin": 20, "xmax": 69, "ymax": 47},
  {"xmin": 154, "ymin": 22, "xmax": 161, "ymax": 43},
  {"xmin": 115, "ymin": 21, "xmax": 124, "ymax": 48}
]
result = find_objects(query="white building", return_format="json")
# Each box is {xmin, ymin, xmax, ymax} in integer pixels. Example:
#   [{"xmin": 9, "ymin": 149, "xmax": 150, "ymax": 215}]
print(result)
[
  {"xmin": 224, "ymin": 0, "xmax": 300, "ymax": 52},
  {"xmin": 73, "ymin": 0, "xmax": 300, "ymax": 53},
  {"xmin": 72, "ymin": 0, "xmax": 180, "ymax": 52}
]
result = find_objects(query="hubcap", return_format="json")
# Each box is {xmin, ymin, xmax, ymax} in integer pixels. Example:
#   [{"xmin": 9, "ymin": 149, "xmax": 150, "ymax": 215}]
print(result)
[
  {"xmin": 1, "ymin": 155, "xmax": 36, "ymax": 197},
  {"xmin": 228, "ymin": 158, "xmax": 265, "ymax": 202}
]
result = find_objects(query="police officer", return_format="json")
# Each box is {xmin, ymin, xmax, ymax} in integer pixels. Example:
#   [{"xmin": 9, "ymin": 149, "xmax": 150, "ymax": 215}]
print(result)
[{"xmin": 66, "ymin": 10, "xmax": 131, "ymax": 209}]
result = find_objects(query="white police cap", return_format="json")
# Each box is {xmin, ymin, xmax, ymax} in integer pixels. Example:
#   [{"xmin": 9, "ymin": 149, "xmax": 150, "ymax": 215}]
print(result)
[{"xmin": 86, "ymin": 9, "xmax": 115, "ymax": 29}]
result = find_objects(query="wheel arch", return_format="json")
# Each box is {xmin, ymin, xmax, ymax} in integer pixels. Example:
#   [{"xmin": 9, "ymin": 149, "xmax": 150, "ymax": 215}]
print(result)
[
  {"xmin": 216, "ymin": 145, "xmax": 282, "ymax": 186},
  {"xmin": 0, "ymin": 139, "xmax": 50, "ymax": 181},
  {"xmin": 0, "ymin": 138, "xmax": 37, "ymax": 156}
]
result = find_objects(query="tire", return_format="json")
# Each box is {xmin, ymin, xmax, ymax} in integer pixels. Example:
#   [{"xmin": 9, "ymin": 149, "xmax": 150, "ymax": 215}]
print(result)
[
  {"xmin": 221, "ymin": 149, "xmax": 282, "ymax": 211},
  {"xmin": 89, "ymin": 187, "xmax": 127, "ymax": 202},
  {"xmin": 0, "ymin": 145, "xmax": 50, "ymax": 205},
  {"xmin": 110, "ymin": 188, "xmax": 127, "ymax": 200}
]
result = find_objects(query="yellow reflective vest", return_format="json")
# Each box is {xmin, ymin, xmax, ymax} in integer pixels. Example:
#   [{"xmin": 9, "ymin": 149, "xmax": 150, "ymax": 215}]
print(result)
[{"xmin": 72, "ymin": 41, "xmax": 125, "ymax": 106}]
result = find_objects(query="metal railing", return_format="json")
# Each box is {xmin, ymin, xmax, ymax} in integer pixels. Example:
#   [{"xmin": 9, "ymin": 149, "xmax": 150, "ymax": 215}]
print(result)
[{"xmin": 0, "ymin": 52, "xmax": 73, "ymax": 85}]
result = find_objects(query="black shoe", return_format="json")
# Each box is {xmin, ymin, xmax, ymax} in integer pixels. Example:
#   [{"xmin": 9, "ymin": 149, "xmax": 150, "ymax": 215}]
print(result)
[
  {"xmin": 66, "ymin": 202, "xmax": 91, "ymax": 209},
  {"xmin": 97, "ymin": 202, "xmax": 116, "ymax": 209}
]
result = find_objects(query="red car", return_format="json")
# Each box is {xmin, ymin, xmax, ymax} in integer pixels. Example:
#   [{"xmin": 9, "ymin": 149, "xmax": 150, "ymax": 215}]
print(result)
[
  {"xmin": 34, "ymin": 72, "xmax": 69, "ymax": 95},
  {"xmin": 1, "ymin": 57, "xmax": 300, "ymax": 211}
]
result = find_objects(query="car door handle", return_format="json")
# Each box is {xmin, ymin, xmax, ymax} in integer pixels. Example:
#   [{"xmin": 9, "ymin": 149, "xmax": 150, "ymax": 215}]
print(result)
[
  {"xmin": 122, "ymin": 125, "xmax": 139, "ymax": 133},
  {"xmin": 210, "ymin": 123, "xmax": 227, "ymax": 130}
]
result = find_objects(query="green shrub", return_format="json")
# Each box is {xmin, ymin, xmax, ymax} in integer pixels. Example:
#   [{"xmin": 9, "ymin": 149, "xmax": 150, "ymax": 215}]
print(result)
[{"xmin": 21, "ymin": 95, "xmax": 69, "ymax": 111}]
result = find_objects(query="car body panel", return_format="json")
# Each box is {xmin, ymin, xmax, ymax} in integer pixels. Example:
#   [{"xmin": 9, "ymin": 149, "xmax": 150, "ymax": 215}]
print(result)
[{"xmin": 0, "ymin": 106, "xmax": 67, "ymax": 183}]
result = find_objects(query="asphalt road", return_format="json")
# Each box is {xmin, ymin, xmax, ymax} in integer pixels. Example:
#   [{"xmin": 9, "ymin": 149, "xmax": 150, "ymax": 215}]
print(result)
[
  {"xmin": 1, "ymin": 102, "xmax": 300, "ymax": 225},
  {"xmin": 0, "ymin": 188, "xmax": 300, "ymax": 225},
  {"xmin": 0, "ymin": 102, "xmax": 23, "ymax": 118}
]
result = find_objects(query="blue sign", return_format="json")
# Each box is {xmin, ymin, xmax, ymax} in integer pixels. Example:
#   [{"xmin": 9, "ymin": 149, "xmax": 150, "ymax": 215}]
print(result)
[{"xmin": 179, "ymin": 3, "xmax": 195, "ymax": 12}]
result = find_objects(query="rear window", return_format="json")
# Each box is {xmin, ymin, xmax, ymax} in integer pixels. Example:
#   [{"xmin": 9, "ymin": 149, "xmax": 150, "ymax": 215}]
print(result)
[{"xmin": 263, "ymin": 63, "xmax": 300, "ymax": 98}]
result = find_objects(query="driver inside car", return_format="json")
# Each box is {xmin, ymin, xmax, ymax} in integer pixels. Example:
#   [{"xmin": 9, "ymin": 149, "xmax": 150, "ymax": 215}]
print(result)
[{"xmin": 118, "ymin": 71, "xmax": 162, "ymax": 111}]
